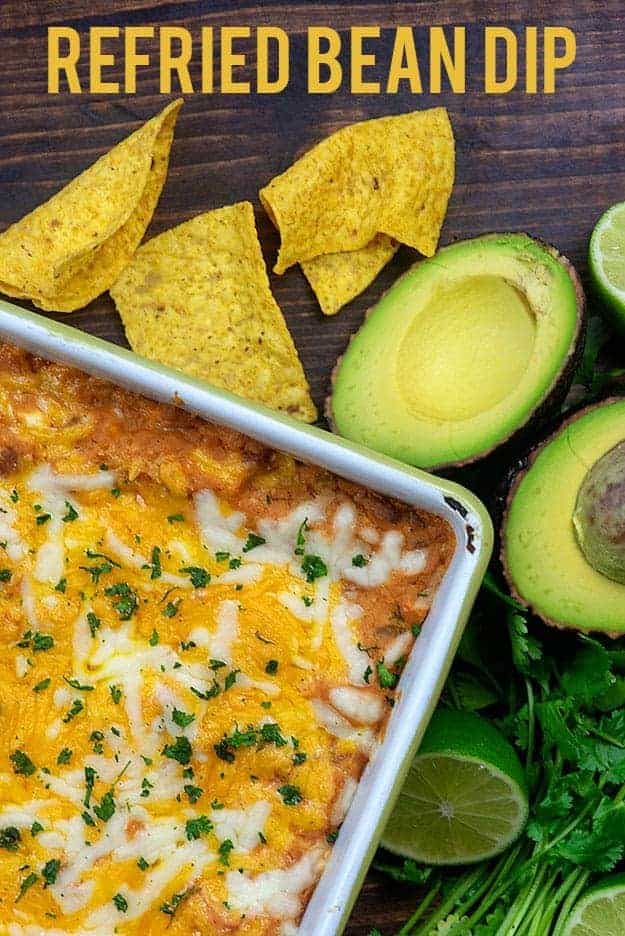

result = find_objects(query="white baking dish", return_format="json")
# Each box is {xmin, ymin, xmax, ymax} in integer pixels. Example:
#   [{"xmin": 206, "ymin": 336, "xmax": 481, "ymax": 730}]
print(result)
[{"xmin": 0, "ymin": 297, "xmax": 493, "ymax": 935}]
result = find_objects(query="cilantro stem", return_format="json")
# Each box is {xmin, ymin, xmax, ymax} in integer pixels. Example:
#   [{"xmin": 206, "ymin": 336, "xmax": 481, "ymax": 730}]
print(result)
[
  {"xmin": 550, "ymin": 869, "xmax": 591, "ymax": 936},
  {"xmin": 410, "ymin": 867, "xmax": 484, "ymax": 935},
  {"xmin": 462, "ymin": 840, "xmax": 527, "ymax": 928},
  {"xmin": 523, "ymin": 866, "xmax": 560, "ymax": 935},
  {"xmin": 534, "ymin": 867, "xmax": 587, "ymax": 936},
  {"xmin": 524, "ymin": 677, "xmax": 535, "ymax": 775},
  {"xmin": 495, "ymin": 861, "xmax": 547, "ymax": 935},
  {"xmin": 395, "ymin": 879, "xmax": 441, "ymax": 935}
]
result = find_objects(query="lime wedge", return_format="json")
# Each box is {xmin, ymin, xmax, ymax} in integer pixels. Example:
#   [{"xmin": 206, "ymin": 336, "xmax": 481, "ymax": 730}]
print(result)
[
  {"xmin": 381, "ymin": 709, "xmax": 529, "ymax": 865},
  {"xmin": 563, "ymin": 873, "xmax": 625, "ymax": 935},
  {"xmin": 589, "ymin": 202, "xmax": 625, "ymax": 328}
]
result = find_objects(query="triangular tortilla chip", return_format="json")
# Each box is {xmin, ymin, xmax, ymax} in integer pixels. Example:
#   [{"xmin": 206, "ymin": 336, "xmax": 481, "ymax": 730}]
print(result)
[
  {"xmin": 301, "ymin": 233, "xmax": 399, "ymax": 316},
  {"xmin": 0, "ymin": 100, "xmax": 182, "ymax": 312},
  {"xmin": 110, "ymin": 202, "xmax": 317, "ymax": 423},
  {"xmin": 260, "ymin": 107, "xmax": 454, "ymax": 276}
]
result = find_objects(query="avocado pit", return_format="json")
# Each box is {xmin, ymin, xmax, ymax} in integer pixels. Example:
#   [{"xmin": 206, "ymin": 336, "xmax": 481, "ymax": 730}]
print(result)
[{"xmin": 573, "ymin": 440, "xmax": 625, "ymax": 585}]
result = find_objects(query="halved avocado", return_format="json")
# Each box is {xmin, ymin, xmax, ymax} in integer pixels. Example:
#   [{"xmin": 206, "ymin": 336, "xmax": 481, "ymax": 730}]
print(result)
[
  {"xmin": 329, "ymin": 233, "xmax": 585, "ymax": 469},
  {"xmin": 502, "ymin": 398, "xmax": 625, "ymax": 633}
]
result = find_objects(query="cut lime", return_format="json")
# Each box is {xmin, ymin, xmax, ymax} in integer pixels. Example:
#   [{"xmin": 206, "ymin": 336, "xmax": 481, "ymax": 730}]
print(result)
[
  {"xmin": 563, "ymin": 873, "xmax": 625, "ymax": 935},
  {"xmin": 589, "ymin": 202, "xmax": 625, "ymax": 329},
  {"xmin": 381, "ymin": 709, "xmax": 529, "ymax": 865}
]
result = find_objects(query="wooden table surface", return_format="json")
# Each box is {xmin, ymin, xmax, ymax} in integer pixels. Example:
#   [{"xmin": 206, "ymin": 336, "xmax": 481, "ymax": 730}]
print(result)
[{"xmin": 1, "ymin": 1, "xmax": 624, "ymax": 932}]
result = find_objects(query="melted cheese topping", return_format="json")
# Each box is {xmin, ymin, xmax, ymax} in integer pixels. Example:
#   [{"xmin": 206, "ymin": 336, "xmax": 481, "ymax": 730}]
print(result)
[{"xmin": 0, "ymin": 346, "xmax": 454, "ymax": 935}]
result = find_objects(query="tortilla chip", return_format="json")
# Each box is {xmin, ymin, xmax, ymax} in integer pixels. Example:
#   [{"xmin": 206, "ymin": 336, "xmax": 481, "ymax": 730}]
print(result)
[
  {"xmin": 110, "ymin": 202, "xmax": 317, "ymax": 423},
  {"xmin": 301, "ymin": 233, "xmax": 399, "ymax": 316},
  {"xmin": 260, "ymin": 107, "xmax": 454, "ymax": 276},
  {"xmin": 0, "ymin": 100, "xmax": 182, "ymax": 312}
]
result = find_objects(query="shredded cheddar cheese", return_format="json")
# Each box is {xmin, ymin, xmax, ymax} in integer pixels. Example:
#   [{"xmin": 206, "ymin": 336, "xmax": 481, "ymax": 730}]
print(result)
[{"xmin": 0, "ymin": 345, "xmax": 454, "ymax": 934}]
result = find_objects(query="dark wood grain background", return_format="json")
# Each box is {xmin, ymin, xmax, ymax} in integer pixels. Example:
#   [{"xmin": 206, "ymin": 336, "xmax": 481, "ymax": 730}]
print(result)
[{"xmin": 0, "ymin": 1, "xmax": 623, "ymax": 932}]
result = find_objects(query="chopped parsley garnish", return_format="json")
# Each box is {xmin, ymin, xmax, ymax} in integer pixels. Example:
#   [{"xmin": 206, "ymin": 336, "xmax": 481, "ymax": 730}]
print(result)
[
  {"xmin": 218, "ymin": 838, "xmax": 234, "ymax": 865},
  {"xmin": 33, "ymin": 677, "xmax": 51, "ymax": 693},
  {"xmin": 16, "ymin": 871, "xmax": 38, "ymax": 902},
  {"xmin": 294, "ymin": 518, "xmax": 308, "ymax": 555},
  {"xmin": 9, "ymin": 489, "xmax": 18, "ymax": 503},
  {"xmin": 160, "ymin": 891, "xmax": 188, "ymax": 916},
  {"xmin": 215, "ymin": 551, "xmax": 230, "ymax": 562},
  {"xmin": 146, "ymin": 546, "xmax": 162, "ymax": 580},
  {"xmin": 149, "ymin": 629, "xmax": 160, "ymax": 646},
  {"xmin": 260, "ymin": 722, "xmax": 287, "ymax": 747},
  {"xmin": 80, "ymin": 560, "xmax": 113, "ymax": 584},
  {"xmin": 90, "ymin": 730, "xmax": 105, "ymax": 754},
  {"xmin": 141, "ymin": 777, "xmax": 153, "ymax": 798},
  {"xmin": 180, "ymin": 640, "xmax": 196, "ymax": 651},
  {"xmin": 162, "ymin": 599, "xmax": 180, "ymax": 618},
  {"xmin": 109, "ymin": 684, "xmax": 122, "ymax": 704},
  {"xmin": 167, "ymin": 513, "xmax": 184, "ymax": 523},
  {"xmin": 224, "ymin": 669, "xmax": 239, "ymax": 691},
  {"xmin": 36, "ymin": 513, "xmax": 51, "ymax": 526},
  {"xmin": 111, "ymin": 488, "xmax": 122, "ymax": 498},
  {"xmin": 62, "ymin": 698, "xmax": 84, "ymax": 723},
  {"xmin": 180, "ymin": 566, "xmax": 210, "ymax": 588},
  {"xmin": 105, "ymin": 582, "xmax": 138, "ymax": 620},
  {"xmin": 33, "ymin": 632, "xmax": 54, "ymax": 652},
  {"xmin": 228, "ymin": 557, "xmax": 241, "ymax": 569},
  {"xmin": 243, "ymin": 532, "xmax": 266, "ymax": 552},
  {"xmin": 211, "ymin": 799, "xmax": 224, "ymax": 810},
  {"xmin": 112, "ymin": 892, "xmax": 128, "ymax": 912},
  {"xmin": 327, "ymin": 829, "xmax": 339, "ymax": 844},
  {"xmin": 293, "ymin": 751, "xmax": 307, "ymax": 765},
  {"xmin": 185, "ymin": 815, "xmax": 213, "ymax": 840},
  {"xmin": 64, "ymin": 676, "xmax": 94, "ymax": 692},
  {"xmin": 84, "ymin": 766, "xmax": 97, "ymax": 806},
  {"xmin": 86, "ymin": 612, "xmax": 101, "ymax": 637},
  {"xmin": 82, "ymin": 811, "xmax": 96, "ymax": 827},
  {"xmin": 18, "ymin": 630, "xmax": 54, "ymax": 653},
  {"xmin": 191, "ymin": 681, "xmax": 220, "ymax": 700},
  {"xmin": 54, "ymin": 577, "xmax": 66, "ymax": 593},
  {"xmin": 184, "ymin": 784, "xmax": 203, "ymax": 804},
  {"xmin": 363, "ymin": 665, "xmax": 373, "ymax": 684},
  {"xmin": 94, "ymin": 790, "xmax": 116, "ymax": 822},
  {"xmin": 0, "ymin": 569, "xmax": 11, "ymax": 582},
  {"xmin": 10, "ymin": 750, "xmax": 36, "ymax": 776},
  {"xmin": 30, "ymin": 821, "xmax": 43, "ymax": 837},
  {"xmin": 57, "ymin": 748, "xmax": 72, "ymax": 766},
  {"xmin": 0, "ymin": 826, "xmax": 21, "ymax": 851},
  {"xmin": 172, "ymin": 708, "xmax": 195, "ymax": 728},
  {"xmin": 62, "ymin": 501, "xmax": 78, "ymax": 523},
  {"xmin": 302, "ymin": 595, "xmax": 313, "ymax": 606},
  {"xmin": 42, "ymin": 858, "xmax": 60, "ymax": 886},
  {"xmin": 162, "ymin": 735, "xmax": 192, "ymax": 765},
  {"xmin": 412, "ymin": 622, "xmax": 421, "ymax": 637},
  {"xmin": 277, "ymin": 784, "xmax": 303, "ymax": 805},
  {"xmin": 301, "ymin": 554, "xmax": 328, "ymax": 583},
  {"xmin": 376, "ymin": 659, "xmax": 399, "ymax": 690},
  {"xmin": 137, "ymin": 856, "xmax": 149, "ymax": 871},
  {"xmin": 265, "ymin": 659, "xmax": 279, "ymax": 675},
  {"xmin": 352, "ymin": 553, "xmax": 369, "ymax": 567}
]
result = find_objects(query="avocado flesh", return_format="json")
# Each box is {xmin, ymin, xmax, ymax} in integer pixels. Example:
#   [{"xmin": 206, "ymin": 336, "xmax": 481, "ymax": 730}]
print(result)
[
  {"xmin": 573, "ymin": 440, "xmax": 625, "ymax": 585},
  {"xmin": 331, "ymin": 234, "xmax": 581, "ymax": 469},
  {"xmin": 504, "ymin": 399, "xmax": 625, "ymax": 633}
]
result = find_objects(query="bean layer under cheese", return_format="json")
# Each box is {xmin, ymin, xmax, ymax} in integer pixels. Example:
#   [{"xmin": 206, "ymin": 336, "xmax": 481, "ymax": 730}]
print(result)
[{"xmin": 0, "ymin": 346, "xmax": 454, "ymax": 935}]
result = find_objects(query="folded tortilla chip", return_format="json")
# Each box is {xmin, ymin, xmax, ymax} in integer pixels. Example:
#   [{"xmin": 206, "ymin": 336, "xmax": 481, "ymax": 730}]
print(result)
[
  {"xmin": 0, "ymin": 100, "xmax": 181, "ymax": 312},
  {"xmin": 259, "ymin": 107, "xmax": 454, "ymax": 279},
  {"xmin": 301, "ymin": 233, "xmax": 399, "ymax": 316},
  {"xmin": 110, "ymin": 202, "xmax": 317, "ymax": 423}
]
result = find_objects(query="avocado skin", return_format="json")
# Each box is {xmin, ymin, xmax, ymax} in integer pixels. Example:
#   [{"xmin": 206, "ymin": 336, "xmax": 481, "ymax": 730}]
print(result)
[
  {"xmin": 327, "ymin": 234, "xmax": 586, "ymax": 471},
  {"xmin": 500, "ymin": 397, "xmax": 625, "ymax": 633}
]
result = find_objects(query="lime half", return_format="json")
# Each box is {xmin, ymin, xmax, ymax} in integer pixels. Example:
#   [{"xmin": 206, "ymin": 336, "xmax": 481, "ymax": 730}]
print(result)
[
  {"xmin": 381, "ymin": 709, "xmax": 529, "ymax": 865},
  {"xmin": 563, "ymin": 873, "xmax": 625, "ymax": 935},
  {"xmin": 589, "ymin": 202, "xmax": 625, "ymax": 328}
]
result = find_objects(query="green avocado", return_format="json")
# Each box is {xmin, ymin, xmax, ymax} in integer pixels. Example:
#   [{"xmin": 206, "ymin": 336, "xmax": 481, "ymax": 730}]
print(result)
[
  {"xmin": 503, "ymin": 398, "xmax": 625, "ymax": 633},
  {"xmin": 329, "ymin": 233, "xmax": 584, "ymax": 469}
]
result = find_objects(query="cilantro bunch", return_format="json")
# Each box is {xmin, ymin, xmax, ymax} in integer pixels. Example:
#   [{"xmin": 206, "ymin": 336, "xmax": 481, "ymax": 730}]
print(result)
[{"xmin": 373, "ymin": 573, "xmax": 625, "ymax": 935}]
